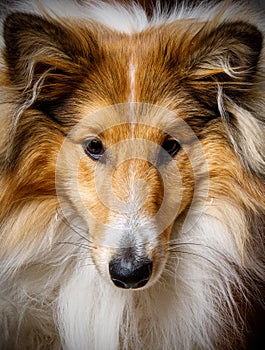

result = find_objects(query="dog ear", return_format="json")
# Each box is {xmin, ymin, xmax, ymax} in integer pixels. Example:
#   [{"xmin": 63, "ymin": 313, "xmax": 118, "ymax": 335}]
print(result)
[
  {"xmin": 3, "ymin": 12, "xmax": 99, "ymax": 114},
  {"xmin": 184, "ymin": 21, "xmax": 263, "ymax": 96},
  {"xmin": 184, "ymin": 21, "xmax": 264, "ymax": 177}
]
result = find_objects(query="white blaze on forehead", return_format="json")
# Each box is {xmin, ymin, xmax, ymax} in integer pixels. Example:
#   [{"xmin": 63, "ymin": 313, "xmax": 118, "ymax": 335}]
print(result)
[
  {"xmin": 128, "ymin": 58, "xmax": 136, "ymax": 129},
  {"xmin": 129, "ymin": 58, "xmax": 136, "ymax": 104}
]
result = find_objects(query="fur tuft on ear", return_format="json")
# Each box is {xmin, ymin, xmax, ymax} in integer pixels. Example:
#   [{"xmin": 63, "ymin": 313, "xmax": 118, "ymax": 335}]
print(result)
[
  {"xmin": 3, "ymin": 12, "xmax": 99, "ymax": 116},
  {"xmin": 185, "ymin": 21, "xmax": 263, "ymax": 94},
  {"xmin": 180, "ymin": 19, "xmax": 264, "ymax": 178}
]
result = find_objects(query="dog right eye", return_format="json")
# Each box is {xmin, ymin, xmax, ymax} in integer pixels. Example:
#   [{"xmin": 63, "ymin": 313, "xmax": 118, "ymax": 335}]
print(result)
[{"xmin": 82, "ymin": 137, "xmax": 105, "ymax": 160}]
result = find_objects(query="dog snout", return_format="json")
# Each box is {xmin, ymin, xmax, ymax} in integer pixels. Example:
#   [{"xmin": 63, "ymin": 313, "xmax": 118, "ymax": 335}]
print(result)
[{"xmin": 109, "ymin": 257, "xmax": 153, "ymax": 289}]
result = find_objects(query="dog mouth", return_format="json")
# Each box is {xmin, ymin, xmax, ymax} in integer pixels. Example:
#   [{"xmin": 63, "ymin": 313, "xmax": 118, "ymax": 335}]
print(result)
[{"xmin": 109, "ymin": 256, "xmax": 153, "ymax": 289}]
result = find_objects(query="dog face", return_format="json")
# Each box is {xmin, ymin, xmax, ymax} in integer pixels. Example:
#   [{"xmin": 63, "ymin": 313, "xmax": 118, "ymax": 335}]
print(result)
[
  {"xmin": 2, "ymin": 9, "xmax": 263, "ymax": 290},
  {"xmin": 56, "ymin": 102, "xmax": 203, "ymax": 289}
]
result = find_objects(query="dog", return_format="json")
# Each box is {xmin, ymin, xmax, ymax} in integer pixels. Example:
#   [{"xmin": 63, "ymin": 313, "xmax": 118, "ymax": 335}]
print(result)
[{"xmin": 0, "ymin": 0, "xmax": 264, "ymax": 349}]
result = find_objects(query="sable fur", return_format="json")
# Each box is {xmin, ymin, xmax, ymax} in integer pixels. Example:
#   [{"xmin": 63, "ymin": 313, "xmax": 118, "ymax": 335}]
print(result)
[{"xmin": 0, "ymin": 1, "xmax": 264, "ymax": 349}]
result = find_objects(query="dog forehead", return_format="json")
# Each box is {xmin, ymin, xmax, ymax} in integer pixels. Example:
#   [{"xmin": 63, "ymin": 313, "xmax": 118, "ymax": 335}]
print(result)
[
  {"xmin": 101, "ymin": 123, "xmax": 166, "ymax": 144},
  {"xmin": 70, "ymin": 103, "xmax": 180, "ymax": 143}
]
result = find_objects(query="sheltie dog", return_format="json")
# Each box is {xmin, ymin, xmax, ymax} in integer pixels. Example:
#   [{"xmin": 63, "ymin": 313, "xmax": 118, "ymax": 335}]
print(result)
[{"xmin": 0, "ymin": 0, "xmax": 264, "ymax": 349}]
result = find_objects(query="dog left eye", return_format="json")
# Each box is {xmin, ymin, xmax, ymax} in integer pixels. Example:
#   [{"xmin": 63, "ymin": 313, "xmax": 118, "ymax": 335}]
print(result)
[
  {"xmin": 162, "ymin": 137, "xmax": 181, "ymax": 157},
  {"xmin": 82, "ymin": 137, "xmax": 104, "ymax": 160}
]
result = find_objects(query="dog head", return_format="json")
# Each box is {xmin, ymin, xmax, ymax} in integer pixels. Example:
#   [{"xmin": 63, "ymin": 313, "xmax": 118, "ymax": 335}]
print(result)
[{"xmin": 2, "ymin": 7, "xmax": 263, "ymax": 289}]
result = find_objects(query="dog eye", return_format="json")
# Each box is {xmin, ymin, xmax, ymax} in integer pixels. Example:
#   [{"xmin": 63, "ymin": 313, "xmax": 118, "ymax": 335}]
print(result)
[
  {"xmin": 162, "ymin": 137, "xmax": 181, "ymax": 157},
  {"xmin": 82, "ymin": 137, "xmax": 104, "ymax": 160}
]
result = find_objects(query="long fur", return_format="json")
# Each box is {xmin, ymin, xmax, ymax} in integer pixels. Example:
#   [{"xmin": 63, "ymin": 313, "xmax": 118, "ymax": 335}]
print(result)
[{"xmin": 0, "ymin": 1, "xmax": 264, "ymax": 349}]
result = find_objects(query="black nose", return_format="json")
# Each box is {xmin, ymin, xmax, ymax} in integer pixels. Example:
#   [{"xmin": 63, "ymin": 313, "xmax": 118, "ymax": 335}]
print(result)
[{"xmin": 109, "ymin": 258, "xmax": 153, "ymax": 289}]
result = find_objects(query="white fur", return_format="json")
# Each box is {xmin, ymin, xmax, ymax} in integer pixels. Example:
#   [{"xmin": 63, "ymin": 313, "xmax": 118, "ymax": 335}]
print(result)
[
  {"xmin": 0, "ymin": 201, "xmax": 248, "ymax": 349},
  {"xmin": 1, "ymin": 0, "xmax": 263, "ymax": 35},
  {"xmin": 128, "ymin": 59, "xmax": 136, "ymax": 139},
  {"xmin": 57, "ymin": 207, "xmax": 247, "ymax": 350}
]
